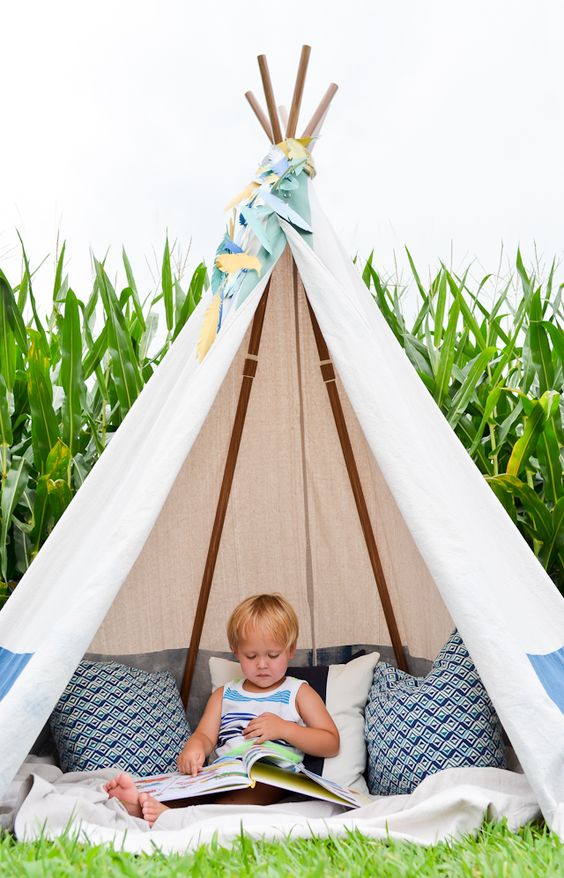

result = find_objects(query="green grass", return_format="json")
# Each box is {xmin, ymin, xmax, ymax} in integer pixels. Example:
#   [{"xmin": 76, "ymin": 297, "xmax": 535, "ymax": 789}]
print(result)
[{"xmin": 1, "ymin": 822, "xmax": 562, "ymax": 877}]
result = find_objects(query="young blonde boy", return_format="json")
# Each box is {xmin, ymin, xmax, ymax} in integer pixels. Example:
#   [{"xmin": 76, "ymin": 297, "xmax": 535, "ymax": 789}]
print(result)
[{"xmin": 106, "ymin": 593, "xmax": 339, "ymax": 824}]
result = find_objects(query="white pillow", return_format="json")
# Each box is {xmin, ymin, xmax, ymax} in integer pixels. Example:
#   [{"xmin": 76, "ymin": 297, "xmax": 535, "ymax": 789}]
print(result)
[{"xmin": 209, "ymin": 651, "xmax": 379, "ymax": 794}]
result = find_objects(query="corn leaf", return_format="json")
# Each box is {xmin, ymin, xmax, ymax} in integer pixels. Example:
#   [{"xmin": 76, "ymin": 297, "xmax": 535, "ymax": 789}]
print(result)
[
  {"xmin": 433, "ymin": 271, "xmax": 447, "ymax": 347},
  {"xmin": 31, "ymin": 441, "xmax": 72, "ymax": 550},
  {"xmin": 487, "ymin": 474, "xmax": 552, "ymax": 541},
  {"xmin": 516, "ymin": 249, "xmax": 533, "ymax": 299},
  {"xmin": 447, "ymin": 347, "xmax": 497, "ymax": 427},
  {"xmin": 434, "ymin": 295, "xmax": 461, "ymax": 407},
  {"xmin": 539, "ymin": 497, "xmax": 564, "ymax": 572},
  {"xmin": 60, "ymin": 290, "xmax": 85, "ymax": 458},
  {"xmin": 47, "ymin": 477, "xmax": 72, "ymax": 523},
  {"xmin": 467, "ymin": 382, "xmax": 504, "ymax": 457},
  {"xmin": 162, "ymin": 237, "xmax": 174, "ymax": 333},
  {"xmin": 496, "ymin": 399, "xmax": 525, "ymax": 450},
  {"xmin": 82, "ymin": 314, "xmax": 109, "ymax": 405},
  {"xmin": 122, "ymin": 289, "xmax": 146, "ymax": 342},
  {"xmin": 536, "ymin": 421, "xmax": 563, "ymax": 506},
  {"xmin": 0, "ymin": 273, "xmax": 23, "ymax": 394},
  {"xmin": 139, "ymin": 312, "xmax": 159, "ymax": 361},
  {"xmin": 72, "ymin": 453, "xmax": 89, "ymax": 489},
  {"xmin": 83, "ymin": 278, "xmax": 99, "ymax": 329},
  {"xmin": 0, "ymin": 374, "xmax": 13, "ymax": 469},
  {"xmin": 121, "ymin": 249, "xmax": 146, "ymax": 335},
  {"xmin": 174, "ymin": 280, "xmax": 186, "ymax": 327},
  {"xmin": 53, "ymin": 242, "xmax": 67, "ymax": 303},
  {"xmin": 403, "ymin": 335, "xmax": 434, "ymax": 379},
  {"xmin": 16, "ymin": 233, "xmax": 48, "ymax": 356},
  {"xmin": 122, "ymin": 248, "xmax": 138, "ymax": 296},
  {"xmin": 27, "ymin": 336, "xmax": 60, "ymax": 472},
  {"xmin": 405, "ymin": 247, "xmax": 429, "ymax": 304},
  {"xmin": 83, "ymin": 322, "xmax": 109, "ymax": 379},
  {"xmin": 95, "ymin": 260, "xmax": 143, "ymax": 418},
  {"xmin": 31, "ymin": 476, "xmax": 49, "ymax": 552},
  {"xmin": 506, "ymin": 401, "xmax": 546, "ymax": 477},
  {"xmin": 0, "ymin": 269, "xmax": 28, "ymax": 356},
  {"xmin": 361, "ymin": 251, "xmax": 374, "ymax": 288},
  {"xmin": 541, "ymin": 320, "xmax": 564, "ymax": 364},
  {"xmin": 175, "ymin": 262, "xmax": 208, "ymax": 340},
  {"xmin": 365, "ymin": 262, "xmax": 403, "ymax": 343},
  {"xmin": 0, "ymin": 455, "xmax": 30, "ymax": 580},
  {"xmin": 539, "ymin": 389, "xmax": 560, "ymax": 419},
  {"xmin": 456, "ymin": 416, "xmax": 493, "ymax": 474},
  {"xmin": 527, "ymin": 319, "xmax": 554, "ymax": 394},
  {"xmin": 0, "ymin": 303, "xmax": 16, "ymax": 393},
  {"xmin": 446, "ymin": 269, "xmax": 487, "ymax": 352},
  {"xmin": 16, "ymin": 267, "xmax": 29, "ymax": 313}
]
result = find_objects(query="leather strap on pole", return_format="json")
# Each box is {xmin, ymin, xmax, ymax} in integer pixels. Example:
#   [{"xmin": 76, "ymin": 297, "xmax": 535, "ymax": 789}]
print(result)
[
  {"xmin": 180, "ymin": 282, "xmax": 271, "ymax": 706},
  {"xmin": 301, "ymin": 270, "xmax": 407, "ymax": 671}
]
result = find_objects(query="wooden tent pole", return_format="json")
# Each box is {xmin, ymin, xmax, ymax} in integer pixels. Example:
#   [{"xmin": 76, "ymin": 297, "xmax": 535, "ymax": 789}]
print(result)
[
  {"xmin": 286, "ymin": 44, "xmax": 311, "ymax": 138},
  {"xmin": 308, "ymin": 105, "xmax": 330, "ymax": 152},
  {"xmin": 180, "ymin": 282, "xmax": 272, "ymax": 706},
  {"xmin": 244, "ymin": 91, "xmax": 273, "ymax": 142},
  {"xmin": 301, "ymin": 275, "xmax": 407, "ymax": 672},
  {"xmin": 257, "ymin": 54, "xmax": 282, "ymax": 143},
  {"xmin": 302, "ymin": 83, "xmax": 339, "ymax": 138}
]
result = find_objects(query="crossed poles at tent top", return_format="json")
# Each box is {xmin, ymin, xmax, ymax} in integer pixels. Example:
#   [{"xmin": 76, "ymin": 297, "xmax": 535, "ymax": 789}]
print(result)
[{"xmin": 244, "ymin": 45, "xmax": 339, "ymax": 145}]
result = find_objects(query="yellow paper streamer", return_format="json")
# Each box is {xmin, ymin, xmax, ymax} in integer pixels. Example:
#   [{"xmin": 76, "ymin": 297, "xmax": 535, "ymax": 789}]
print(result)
[
  {"xmin": 196, "ymin": 293, "xmax": 221, "ymax": 362},
  {"xmin": 227, "ymin": 208, "xmax": 236, "ymax": 242},
  {"xmin": 286, "ymin": 139, "xmax": 308, "ymax": 162},
  {"xmin": 225, "ymin": 182, "xmax": 259, "ymax": 212},
  {"xmin": 215, "ymin": 253, "xmax": 261, "ymax": 276}
]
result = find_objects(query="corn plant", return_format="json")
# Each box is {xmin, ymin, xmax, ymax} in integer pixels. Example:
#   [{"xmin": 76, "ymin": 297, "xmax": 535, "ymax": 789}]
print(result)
[
  {"xmin": 0, "ymin": 242, "xmax": 561, "ymax": 608},
  {"xmin": 0, "ymin": 240, "xmax": 207, "ymax": 606},
  {"xmin": 362, "ymin": 250, "xmax": 563, "ymax": 593}
]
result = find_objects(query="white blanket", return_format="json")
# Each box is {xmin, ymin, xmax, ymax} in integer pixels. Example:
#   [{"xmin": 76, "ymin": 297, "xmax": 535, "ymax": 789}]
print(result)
[{"xmin": 4, "ymin": 761, "xmax": 540, "ymax": 852}]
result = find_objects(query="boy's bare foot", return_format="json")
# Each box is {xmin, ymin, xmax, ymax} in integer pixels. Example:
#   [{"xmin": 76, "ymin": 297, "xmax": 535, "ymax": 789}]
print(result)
[
  {"xmin": 139, "ymin": 792, "xmax": 170, "ymax": 826},
  {"xmin": 104, "ymin": 772, "xmax": 142, "ymax": 818}
]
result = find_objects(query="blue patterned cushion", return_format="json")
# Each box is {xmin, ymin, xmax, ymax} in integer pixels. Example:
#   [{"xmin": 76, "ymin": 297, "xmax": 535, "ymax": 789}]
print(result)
[
  {"xmin": 364, "ymin": 631, "xmax": 506, "ymax": 795},
  {"xmin": 50, "ymin": 661, "xmax": 191, "ymax": 775}
]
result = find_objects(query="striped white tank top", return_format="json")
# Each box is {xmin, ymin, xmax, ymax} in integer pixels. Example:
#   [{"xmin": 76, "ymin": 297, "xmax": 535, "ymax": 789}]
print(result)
[{"xmin": 216, "ymin": 676, "xmax": 306, "ymax": 760}]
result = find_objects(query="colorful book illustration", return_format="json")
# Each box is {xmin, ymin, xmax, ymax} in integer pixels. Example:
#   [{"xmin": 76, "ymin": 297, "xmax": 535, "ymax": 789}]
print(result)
[{"xmin": 135, "ymin": 740, "xmax": 368, "ymax": 809}]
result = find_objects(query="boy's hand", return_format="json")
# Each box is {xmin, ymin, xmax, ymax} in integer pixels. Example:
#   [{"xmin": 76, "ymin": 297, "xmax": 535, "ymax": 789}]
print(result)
[
  {"xmin": 177, "ymin": 740, "xmax": 206, "ymax": 776},
  {"xmin": 243, "ymin": 712, "xmax": 289, "ymax": 744}
]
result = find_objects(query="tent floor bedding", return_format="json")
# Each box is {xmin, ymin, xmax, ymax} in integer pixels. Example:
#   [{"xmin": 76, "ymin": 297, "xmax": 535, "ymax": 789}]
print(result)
[{"xmin": 2, "ymin": 759, "xmax": 540, "ymax": 851}]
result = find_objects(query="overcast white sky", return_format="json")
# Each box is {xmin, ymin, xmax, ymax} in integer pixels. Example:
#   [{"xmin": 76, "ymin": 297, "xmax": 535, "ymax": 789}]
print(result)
[{"xmin": 1, "ymin": 0, "xmax": 563, "ymax": 304}]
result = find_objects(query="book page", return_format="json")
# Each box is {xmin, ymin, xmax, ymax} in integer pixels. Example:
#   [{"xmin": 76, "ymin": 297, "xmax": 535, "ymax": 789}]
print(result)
[
  {"xmin": 241, "ymin": 741, "xmax": 302, "ymax": 773},
  {"xmin": 249, "ymin": 763, "xmax": 362, "ymax": 808},
  {"xmin": 299, "ymin": 766, "xmax": 371, "ymax": 807},
  {"xmin": 135, "ymin": 759, "xmax": 251, "ymax": 802}
]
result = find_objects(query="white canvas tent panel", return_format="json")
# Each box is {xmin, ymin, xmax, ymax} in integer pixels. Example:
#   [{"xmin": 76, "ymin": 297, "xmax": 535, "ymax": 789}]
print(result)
[
  {"xmin": 0, "ymin": 191, "xmax": 562, "ymax": 833},
  {"xmin": 286, "ymin": 193, "xmax": 564, "ymax": 831}
]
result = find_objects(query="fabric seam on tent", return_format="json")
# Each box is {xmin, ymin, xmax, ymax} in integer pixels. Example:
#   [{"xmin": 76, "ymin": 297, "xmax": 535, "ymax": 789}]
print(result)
[{"xmin": 292, "ymin": 257, "xmax": 317, "ymax": 664}]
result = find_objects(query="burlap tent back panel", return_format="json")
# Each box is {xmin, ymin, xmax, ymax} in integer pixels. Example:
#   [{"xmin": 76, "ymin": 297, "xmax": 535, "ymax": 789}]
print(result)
[{"xmin": 91, "ymin": 248, "xmax": 452, "ymax": 661}]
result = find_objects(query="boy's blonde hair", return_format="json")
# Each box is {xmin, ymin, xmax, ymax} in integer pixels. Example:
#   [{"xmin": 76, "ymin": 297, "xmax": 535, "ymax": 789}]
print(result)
[{"xmin": 227, "ymin": 593, "xmax": 299, "ymax": 652}]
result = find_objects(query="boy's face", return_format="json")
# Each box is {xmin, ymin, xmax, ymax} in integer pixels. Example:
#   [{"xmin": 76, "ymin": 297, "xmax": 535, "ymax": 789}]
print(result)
[{"xmin": 233, "ymin": 625, "xmax": 295, "ymax": 689}]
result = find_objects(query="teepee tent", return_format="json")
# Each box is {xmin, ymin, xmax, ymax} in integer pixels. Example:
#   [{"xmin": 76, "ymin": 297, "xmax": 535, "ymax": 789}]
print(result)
[{"xmin": 0, "ymin": 48, "xmax": 563, "ymax": 832}]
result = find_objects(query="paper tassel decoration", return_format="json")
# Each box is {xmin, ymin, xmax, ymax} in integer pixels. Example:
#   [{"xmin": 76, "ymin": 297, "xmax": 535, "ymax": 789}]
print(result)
[
  {"xmin": 215, "ymin": 253, "xmax": 261, "ymax": 276},
  {"xmin": 196, "ymin": 293, "xmax": 221, "ymax": 362},
  {"xmin": 197, "ymin": 138, "xmax": 315, "ymax": 362}
]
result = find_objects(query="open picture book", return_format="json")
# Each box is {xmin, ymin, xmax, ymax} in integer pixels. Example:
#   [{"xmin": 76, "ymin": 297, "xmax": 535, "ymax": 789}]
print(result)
[{"xmin": 135, "ymin": 741, "xmax": 369, "ymax": 809}]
